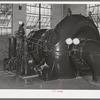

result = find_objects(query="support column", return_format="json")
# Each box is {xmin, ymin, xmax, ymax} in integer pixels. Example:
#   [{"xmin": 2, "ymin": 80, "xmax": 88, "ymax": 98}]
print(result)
[
  {"xmin": 12, "ymin": 4, "xmax": 26, "ymax": 36},
  {"xmin": 51, "ymin": 4, "xmax": 63, "ymax": 28}
]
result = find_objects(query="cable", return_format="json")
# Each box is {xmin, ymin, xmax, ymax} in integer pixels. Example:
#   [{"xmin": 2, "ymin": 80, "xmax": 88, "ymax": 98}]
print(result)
[{"xmin": 27, "ymin": 37, "xmax": 43, "ymax": 42}]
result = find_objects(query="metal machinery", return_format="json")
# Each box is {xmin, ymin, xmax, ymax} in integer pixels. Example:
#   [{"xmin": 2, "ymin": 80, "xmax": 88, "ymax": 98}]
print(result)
[{"xmin": 3, "ymin": 13, "xmax": 100, "ymax": 83}]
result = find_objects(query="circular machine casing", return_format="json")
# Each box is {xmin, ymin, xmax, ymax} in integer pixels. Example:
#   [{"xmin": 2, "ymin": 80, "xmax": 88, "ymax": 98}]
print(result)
[
  {"xmin": 40, "ymin": 15, "xmax": 100, "ymax": 80},
  {"xmin": 79, "ymin": 40, "xmax": 100, "ymax": 82},
  {"xmin": 27, "ymin": 29, "xmax": 47, "ymax": 64},
  {"xmin": 28, "ymin": 14, "xmax": 100, "ymax": 80}
]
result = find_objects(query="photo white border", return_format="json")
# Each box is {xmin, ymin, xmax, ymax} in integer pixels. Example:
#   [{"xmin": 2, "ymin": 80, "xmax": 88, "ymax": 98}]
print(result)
[
  {"xmin": 0, "ymin": 1, "xmax": 100, "ymax": 4},
  {"xmin": 0, "ymin": 89, "xmax": 100, "ymax": 98},
  {"xmin": 0, "ymin": 1, "xmax": 100, "ymax": 99}
]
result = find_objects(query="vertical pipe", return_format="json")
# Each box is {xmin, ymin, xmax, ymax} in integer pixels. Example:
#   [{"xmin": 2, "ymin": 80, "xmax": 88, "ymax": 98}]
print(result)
[
  {"xmin": 24, "ymin": 40, "xmax": 28, "ymax": 75},
  {"xmin": 39, "ymin": 4, "xmax": 41, "ymax": 29},
  {"xmin": 97, "ymin": 14, "xmax": 98, "ymax": 28},
  {"xmin": 12, "ymin": 4, "xmax": 13, "ymax": 36}
]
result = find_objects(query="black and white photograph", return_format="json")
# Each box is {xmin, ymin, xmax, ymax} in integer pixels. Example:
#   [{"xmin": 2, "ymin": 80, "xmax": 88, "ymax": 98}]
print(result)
[{"xmin": 0, "ymin": 0, "xmax": 100, "ymax": 93}]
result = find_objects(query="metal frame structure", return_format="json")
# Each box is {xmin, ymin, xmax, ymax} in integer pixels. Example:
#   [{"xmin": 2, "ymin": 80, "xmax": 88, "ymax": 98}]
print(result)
[
  {"xmin": 87, "ymin": 4, "xmax": 100, "ymax": 33},
  {"xmin": 0, "ymin": 4, "xmax": 12, "ymax": 35}
]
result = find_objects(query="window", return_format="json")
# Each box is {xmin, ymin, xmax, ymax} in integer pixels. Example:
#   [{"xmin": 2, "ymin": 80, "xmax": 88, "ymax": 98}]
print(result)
[
  {"xmin": 0, "ymin": 4, "xmax": 12, "ymax": 35},
  {"xmin": 87, "ymin": 4, "xmax": 100, "ymax": 33},
  {"xmin": 26, "ymin": 4, "xmax": 51, "ymax": 34}
]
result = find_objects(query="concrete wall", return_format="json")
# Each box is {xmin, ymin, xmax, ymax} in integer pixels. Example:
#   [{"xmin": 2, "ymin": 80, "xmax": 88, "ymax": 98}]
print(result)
[
  {"xmin": 12, "ymin": 4, "xmax": 87, "ymax": 33},
  {"xmin": 51, "ymin": 4, "xmax": 64, "ymax": 28},
  {"xmin": 69, "ymin": 4, "xmax": 87, "ymax": 16},
  {"xmin": 12, "ymin": 4, "xmax": 26, "ymax": 35},
  {"xmin": 63, "ymin": 4, "xmax": 70, "ymax": 18},
  {"xmin": 51, "ymin": 4, "xmax": 87, "ymax": 28}
]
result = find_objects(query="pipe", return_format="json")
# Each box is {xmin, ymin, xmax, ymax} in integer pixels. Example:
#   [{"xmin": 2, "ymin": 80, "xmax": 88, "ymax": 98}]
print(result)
[{"xmin": 9, "ymin": 37, "xmax": 17, "ymax": 59}]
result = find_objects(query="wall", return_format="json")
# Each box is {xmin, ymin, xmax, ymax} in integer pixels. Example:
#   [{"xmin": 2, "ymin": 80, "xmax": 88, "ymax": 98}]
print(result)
[
  {"xmin": 12, "ymin": 4, "xmax": 87, "ymax": 33},
  {"xmin": 51, "ymin": 4, "xmax": 87, "ymax": 28},
  {"xmin": 51, "ymin": 4, "xmax": 64, "ymax": 28},
  {"xmin": 69, "ymin": 4, "xmax": 87, "ymax": 16},
  {"xmin": 12, "ymin": 4, "xmax": 26, "ymax": 35}
]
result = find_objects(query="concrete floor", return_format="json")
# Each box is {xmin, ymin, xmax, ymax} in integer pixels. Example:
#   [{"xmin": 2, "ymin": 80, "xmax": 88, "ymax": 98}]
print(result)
[{"xmin": 0, "ymin": 70, "xmax": 100, "ymax": 89}]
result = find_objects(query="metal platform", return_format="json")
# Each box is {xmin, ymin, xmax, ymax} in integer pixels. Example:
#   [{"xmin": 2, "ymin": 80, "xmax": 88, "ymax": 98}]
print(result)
[{"xmin": 19, "ymin": 74, "xmax": 39, "ymax": 85}]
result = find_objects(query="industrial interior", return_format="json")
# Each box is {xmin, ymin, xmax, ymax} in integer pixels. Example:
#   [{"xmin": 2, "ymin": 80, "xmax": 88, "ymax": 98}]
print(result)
[{"xmin": 0, "ymin": 3, "xmax": 100, "ymax": 89}]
